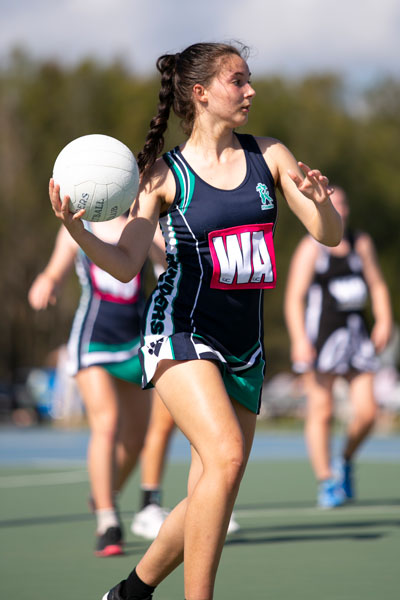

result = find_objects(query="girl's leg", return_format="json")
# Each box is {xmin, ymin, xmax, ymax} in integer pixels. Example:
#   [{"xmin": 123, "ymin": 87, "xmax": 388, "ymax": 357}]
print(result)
[
  {"xmin": 343, "ymin": 371, "xmax": 377, "ymax": 460},
  {"xmin": 131, "ymin": 391, "xmax": 175, "ymax": 539},
  {"xmin": 303, "ymin": 371, "xmax": 336, "ymax": 481},
  {"xmin": 140, "ymin": 390, "xmax": 175, "ymax": 490},
  {"xmin": 77, "ymin": 366, "xmax": 120, "ymax": 511},
  {"xmin": 114, "ymin": 381, "xmax": 152, "ymax": 492},
  {"xmin": 133, "ymin": 359, "xmax": 257, "ymax": 600},
  {"xmin": 77, "ymin": 367, "xmax": 134, "ymax": 555}
]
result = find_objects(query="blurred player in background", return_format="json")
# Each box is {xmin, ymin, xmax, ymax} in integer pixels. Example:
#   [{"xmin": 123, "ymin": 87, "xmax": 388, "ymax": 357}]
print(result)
[
  {"xmin": 28, "ymin": 215, "xmax": 166, "ymax": 556},
  {"xmin": 285, "ymin": 186, "xmax": 393, "ymax": 508},
  {"xmin": 131, "ymin": 393, "xmax": 174, "ymax": 539}
]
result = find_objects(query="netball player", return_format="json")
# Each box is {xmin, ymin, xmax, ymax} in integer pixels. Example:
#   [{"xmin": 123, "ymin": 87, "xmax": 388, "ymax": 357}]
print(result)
[
  {"xmin": 48, "ymin": 42, "xmax": 342, "ymax": 600},
  {"xmin": 285, "ymin": 186, "xmax": 392, "ymax": 508},
  {"xmin": 28, "ymin": 217, "xmax": 165, "ymax": 556}
]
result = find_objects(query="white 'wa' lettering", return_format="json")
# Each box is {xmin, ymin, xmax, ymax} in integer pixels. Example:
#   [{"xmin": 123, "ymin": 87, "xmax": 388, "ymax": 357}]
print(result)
[{"xmin": 213, "ymin": 231, "xmax": 273, "ymax": 285}]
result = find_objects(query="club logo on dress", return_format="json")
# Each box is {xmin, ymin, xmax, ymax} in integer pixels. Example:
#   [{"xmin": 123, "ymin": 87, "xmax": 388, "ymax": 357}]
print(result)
[{"xmin": 256, "ymin": 183, "xmax": 274, "ymax": 211}]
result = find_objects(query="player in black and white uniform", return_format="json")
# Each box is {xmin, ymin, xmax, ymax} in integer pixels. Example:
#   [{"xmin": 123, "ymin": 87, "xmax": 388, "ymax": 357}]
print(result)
[
  {"xmin": 303, "ymin": 229, "xmax": 378, "ymax": 374},
  {"xmin": 285, "ymin": 187, "xmax": 393, "ymax": 508},
  {"xmin": 50, "ymin": 42, "xmax": 342, "ymax": 600}
]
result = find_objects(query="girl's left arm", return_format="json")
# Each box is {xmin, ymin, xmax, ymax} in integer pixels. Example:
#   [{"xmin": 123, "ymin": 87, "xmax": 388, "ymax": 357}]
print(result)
[
  {"xmin": 268, "ymin": 142, "xmax": 343, "ymax": 247},
  {"xmin": 357, "ymin": 233, "xmax": 393, "ymax": 352}
]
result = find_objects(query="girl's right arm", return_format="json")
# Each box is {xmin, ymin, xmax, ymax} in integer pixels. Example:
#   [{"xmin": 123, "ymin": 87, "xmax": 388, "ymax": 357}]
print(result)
[
  {"xmin": 28, "ymin": 225, "xmax": 77, "ymax": 310},
  {"xmin": 49, "ymin": 159, "xmax": 171, "ymax": 283}
]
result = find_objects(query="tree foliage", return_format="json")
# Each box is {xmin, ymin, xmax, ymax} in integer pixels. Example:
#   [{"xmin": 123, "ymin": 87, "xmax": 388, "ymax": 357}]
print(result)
[{"xmin": 1, "ymin": 50, "xmax": 399, "ymax": 382}]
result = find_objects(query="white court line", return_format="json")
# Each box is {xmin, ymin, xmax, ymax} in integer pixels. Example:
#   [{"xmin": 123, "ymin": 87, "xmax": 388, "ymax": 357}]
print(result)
[
  {"xmin": 1, "ymin": 471, "xmax": 398, "ymax": 520},
  {"xmin": 0, "ymin": 470, "xmax": 88, "ymax": 488}
]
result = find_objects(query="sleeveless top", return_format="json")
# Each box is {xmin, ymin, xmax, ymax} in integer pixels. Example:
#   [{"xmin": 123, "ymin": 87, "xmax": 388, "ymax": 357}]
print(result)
[
  {"xmin": 304, "ymin": 230, "xmax": 378, "ymax": 373},
  {"xmin": 139, "ymin": 133, "xmax": 278, "ymax": 388},
  {"xmin": 66, "ymin": 221, "xmax": 146, "ymax": 381}
]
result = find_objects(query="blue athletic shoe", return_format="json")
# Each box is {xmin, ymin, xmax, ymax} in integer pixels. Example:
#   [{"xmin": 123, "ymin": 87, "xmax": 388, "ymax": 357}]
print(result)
[
  {"xmin": 334, "ymin": 458, "xmax": 354, "ymax": 501},
  {"xmin": 317, "ymin": 477, "xmax": 346, "ymax": 509}
]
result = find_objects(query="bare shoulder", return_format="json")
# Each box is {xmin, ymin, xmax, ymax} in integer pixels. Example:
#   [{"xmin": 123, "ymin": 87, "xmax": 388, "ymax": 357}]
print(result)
[
  {"xmin": 354, "ymin": 231, "xmax": 376, "ymax": 257},
  {"xmin": 294, "ymin": 234, "xmax": 320, "ymax": 260},
  {"xmin": 252, "ymin": 136, "xmax": 296, "ymax": 180},
  {"xmin": 139, "ymin": 156, "xmax": 176, "ymax": 213},
  {"xmin": 252, "ymin": 135, "xmax": 281, "ymax": 151},
  {"xmin": 253, "ymin": 136, "xmax": 288, "ymax": 160}
]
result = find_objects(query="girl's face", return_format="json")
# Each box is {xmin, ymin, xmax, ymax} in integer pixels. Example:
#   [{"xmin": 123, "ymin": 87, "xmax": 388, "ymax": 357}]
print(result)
[{"xmin": 200, "ymin": 54, "xmax": 256, "ymax": 128}]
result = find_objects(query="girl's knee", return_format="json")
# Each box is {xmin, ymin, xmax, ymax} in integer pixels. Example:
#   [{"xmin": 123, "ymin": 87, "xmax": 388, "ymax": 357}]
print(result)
[
  {"xmin": 213, "ymin": 443, "xmax": 246, "ymax": 487},
  {"xmin": 307, "ymin": 404, "xmax": 334, "ymax": 425},
  {"xmin": 363, "ymin": 402, "xmax": 378, "ymax": 427}
]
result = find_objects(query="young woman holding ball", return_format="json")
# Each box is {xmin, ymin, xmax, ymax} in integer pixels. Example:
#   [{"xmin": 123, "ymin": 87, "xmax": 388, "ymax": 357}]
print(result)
[{"xmin": 49, "ymin": 41, "xmax": 342, "ymax": 600}]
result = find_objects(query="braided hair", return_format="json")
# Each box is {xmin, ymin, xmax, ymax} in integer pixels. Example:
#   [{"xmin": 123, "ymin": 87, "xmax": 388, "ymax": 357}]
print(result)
[{"xmin": 137, "ymin": 42, "xmax": 249, "ymax": 176}]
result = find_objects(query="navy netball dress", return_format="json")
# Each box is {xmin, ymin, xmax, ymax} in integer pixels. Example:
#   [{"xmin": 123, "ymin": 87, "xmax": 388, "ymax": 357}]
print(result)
[
  {"xmin": 67, "ymin": 223, "xmax": 146, "ymax": 385},
  {"xmin": 139, "ymin": 133, "xmax": 278, "ymax": 413},
  {"xmin": 304, "ymin": 231, "xmax": 379, "ymax": 374}
]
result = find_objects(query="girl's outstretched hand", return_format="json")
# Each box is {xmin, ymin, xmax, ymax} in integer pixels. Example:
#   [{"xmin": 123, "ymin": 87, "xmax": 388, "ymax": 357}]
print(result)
[
  {"xmin": 28, "ymin": 272, "xmax": 57, "ymax": 310},
  {"xmin": 288, "ymin": 162, "xmax": 334, "ymax": 205},
  {"xmin": 49, "ymin": 178, "xmax": 85, "ymax": 234}
]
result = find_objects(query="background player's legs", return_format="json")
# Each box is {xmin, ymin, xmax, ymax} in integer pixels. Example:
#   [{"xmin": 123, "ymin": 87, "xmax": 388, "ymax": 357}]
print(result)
[
  {"xmin": 131, "ymin": 391, "xmax": 175, "ymax": 539},
  {"xmin": 336, "ymin": 371, "xmax": 378, "ymax": 500},
  {"xmin": 76, "ymin": 366, "xmax": 150, "ymax": 555},
  {"xmin": 302, "ymin": 371, "xmax": 345, "ymax": 508},
  {"xmin": 77, "ymin": 367, "xmax": 120, "ymax": 513},
  {"xmin": 140, "ymin": 390, "xmax": 175, "ymax": 490},
  {"xmin": 343, "ymin": 371, "xmax": 377, "ymax": 461},
  {"xmin": 303, "ymin": 371, "xmax": 336, "ymax": 481},
  {"xmin": 114, "ymin": 380, "xmax": 152, "ymax": 492}
]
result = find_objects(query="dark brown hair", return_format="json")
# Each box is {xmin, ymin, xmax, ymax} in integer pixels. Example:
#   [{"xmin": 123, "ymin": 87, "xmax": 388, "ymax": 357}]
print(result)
[{"xmin": 137, "ymin": 42, "xmax": 249, "ymax": 175}]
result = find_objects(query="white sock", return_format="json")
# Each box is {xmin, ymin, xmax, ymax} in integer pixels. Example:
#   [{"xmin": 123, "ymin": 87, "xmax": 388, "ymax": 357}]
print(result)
[{"xmin": 95, "ymin": 507, "xmax": 119, "ymax": 534}]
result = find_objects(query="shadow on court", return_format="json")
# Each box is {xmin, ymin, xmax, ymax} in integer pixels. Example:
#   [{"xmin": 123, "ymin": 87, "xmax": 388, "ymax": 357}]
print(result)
[
  {"xmin": 0, "ymin": 512, "xmax": 93, "ymax": 529},
  {"xmin": 1, "ymin": 496, "xmax": 399, "ymax": 530},
  {"xmin": 234, "ymin": 496, "xmax": 400, "ymax": 511},
  {"xmin": 226, "ymin": 531, "xmax": 385, "ymax": 545},
  {"xmin": 225, "ymin": 519, "xmax": 399, "ymax": 546}
]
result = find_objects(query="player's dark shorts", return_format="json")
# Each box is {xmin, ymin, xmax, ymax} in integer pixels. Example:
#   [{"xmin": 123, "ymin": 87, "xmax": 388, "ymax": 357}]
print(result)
[
  {"xmin": 67, "ymin": 294, "xmax": 143, "ymax": 385},
  {"xmin": 139, "ymin": 331, "xmax": 264, "ymax": 414},
  {"xmin": 294, "ymin": 313, "xmax": 379, "ymax": 375}
]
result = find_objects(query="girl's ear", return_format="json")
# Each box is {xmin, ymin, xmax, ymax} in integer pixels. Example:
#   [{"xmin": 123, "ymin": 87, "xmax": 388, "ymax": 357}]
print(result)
[{"xmin": 193, "ymin": 83, "xmax": 207, "ymax": 104}]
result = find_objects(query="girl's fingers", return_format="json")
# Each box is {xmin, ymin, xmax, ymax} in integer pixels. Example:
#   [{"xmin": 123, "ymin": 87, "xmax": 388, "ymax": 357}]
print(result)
[
  {"xmin": 60, "ymin": 195, "xmax": 70, "ymax": 209},
  {"xmin": 298, "ymin": 161, "xmax": 311, "ymax": 174},
  {"xmin": 287, "ymin": 168, "xmax": 303, "ymax": 185},
  {"xmin": 72, "ymin": 209, "xmax": 86, "ymax": 220}
]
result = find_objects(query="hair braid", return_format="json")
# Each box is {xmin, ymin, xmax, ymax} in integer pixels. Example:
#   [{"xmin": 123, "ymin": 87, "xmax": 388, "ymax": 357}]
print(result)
[{"xmin": 137, "ymin": 55, "xmax": 176, "ymax": 175}]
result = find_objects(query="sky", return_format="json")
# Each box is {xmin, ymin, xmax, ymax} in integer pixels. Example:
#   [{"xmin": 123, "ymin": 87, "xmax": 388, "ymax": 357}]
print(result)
[{"xmin": 1, "ymin": 0, "xmax": 399, "ymax": 88}]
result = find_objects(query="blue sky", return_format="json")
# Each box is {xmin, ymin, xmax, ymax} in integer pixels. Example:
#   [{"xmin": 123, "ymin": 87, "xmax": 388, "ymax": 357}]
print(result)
[{"xmin": 1, "ymin": 0, "xmax": 399, "ymax": 87}]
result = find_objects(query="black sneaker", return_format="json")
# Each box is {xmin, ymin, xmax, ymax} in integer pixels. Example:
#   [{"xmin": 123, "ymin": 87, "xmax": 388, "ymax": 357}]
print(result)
[
  {"xmin": 101, "ymin": 581, "xmax": 125, "ymax": 600},
  {"xmin": 95, "ymin": 526, "xmax": 123, "ymax": 557},
  {"xmin": 101, "ymin": 580, "xmax": 153, "ymax": 599}
]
